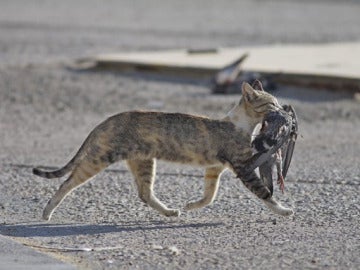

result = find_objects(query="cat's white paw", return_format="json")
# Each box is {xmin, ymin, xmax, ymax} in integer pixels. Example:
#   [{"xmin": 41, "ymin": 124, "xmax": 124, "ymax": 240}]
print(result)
[
  {"xmin": 42, "ymin": 202, "xmax": 56, "ymax": 221},
  {"xmin": 184, "ymin": 202, "xmax": 199, "ymax": 211},
  {"xmin": 263, "ymin": 198, "xmax": 294, "ymax": 216},
  {"xmin": 184, "ymin": 198, "xmax": 213, "ymax": 211},
  {"xmin": 42, "ymin": 210, "xmax": 52, "ymax": 221},
  {"xmin": 274, "ymin": 206, "xmax": 294, "ymax": 216},
  {"xmin": 164, "ymin": 209, "xmax": 181, "ymax": 217}
]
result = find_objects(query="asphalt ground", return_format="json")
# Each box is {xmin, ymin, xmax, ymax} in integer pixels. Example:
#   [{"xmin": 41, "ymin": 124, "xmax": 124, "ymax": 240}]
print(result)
[{"xmin": 0, "ymin": 1, "xmax": 359, "ymax": 269}]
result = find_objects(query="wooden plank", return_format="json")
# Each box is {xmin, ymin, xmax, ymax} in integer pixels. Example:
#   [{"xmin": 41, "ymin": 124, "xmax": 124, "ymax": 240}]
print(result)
[
  {"xmin": 92, "ymin": 48, "xmax": 246, "ymax": 79},
  {"xmin": 86, "ymin": 42, "xmax": 360, "ymax": 92}
]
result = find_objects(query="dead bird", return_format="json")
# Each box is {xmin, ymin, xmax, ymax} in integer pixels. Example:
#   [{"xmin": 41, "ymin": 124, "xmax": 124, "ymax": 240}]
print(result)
[
  {"xmin": 251, "ymin": 105, "xmax": 298, "ymax": 195},
  {"xmin": 234, "ymin": 106, "xmax": 297, "ymax": 215}
]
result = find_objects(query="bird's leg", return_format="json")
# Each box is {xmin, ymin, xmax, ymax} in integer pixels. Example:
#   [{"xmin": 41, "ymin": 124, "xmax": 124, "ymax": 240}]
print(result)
[{"xmin": 275, "ymin": 149, "xmax": 285, "ymax": 193}]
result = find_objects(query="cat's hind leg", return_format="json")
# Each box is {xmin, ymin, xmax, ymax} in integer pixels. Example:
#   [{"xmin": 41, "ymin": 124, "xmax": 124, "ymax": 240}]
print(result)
[
  {"xmin": 43, "ymin": 159, "xmax": 107, "ymax": 221},
  {"xmin": 185, "ymin": 166, "xmax": 224, "ymax": 211},
  {"xmin": 126, "ymin": 159, "xmax": 180, "ymax": 217}
]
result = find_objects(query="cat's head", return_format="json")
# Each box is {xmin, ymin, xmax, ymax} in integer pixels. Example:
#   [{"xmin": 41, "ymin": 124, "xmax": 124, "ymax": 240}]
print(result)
[{"xmin": 240, "ymin": 81, "xmax": 281, "ymax": 120}]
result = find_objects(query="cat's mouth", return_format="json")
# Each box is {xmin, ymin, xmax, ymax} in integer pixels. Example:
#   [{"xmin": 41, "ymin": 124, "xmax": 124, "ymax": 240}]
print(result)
[{"xmin": 252, "ymin": 102, "xmax": 281, "ymax": 114}]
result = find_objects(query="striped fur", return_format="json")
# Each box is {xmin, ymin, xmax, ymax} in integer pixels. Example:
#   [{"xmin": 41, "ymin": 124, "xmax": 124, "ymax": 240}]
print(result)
[
  {"xmin": 34, "ymin": 82, "xmax": 293, "ymax": 221},
  {"xmin": 33, "ymin": 161, "xmax": 75, "ymax": 179}
]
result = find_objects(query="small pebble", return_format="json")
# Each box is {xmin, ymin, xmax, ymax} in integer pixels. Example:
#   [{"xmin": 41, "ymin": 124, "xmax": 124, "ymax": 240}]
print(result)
[
  {"xmin": 168, "ymin": 246, "xmax": 180, "ymax": 256},
  {"xmin": 152, "ymin": 244, "xmax": 164, "ymax": 250}
]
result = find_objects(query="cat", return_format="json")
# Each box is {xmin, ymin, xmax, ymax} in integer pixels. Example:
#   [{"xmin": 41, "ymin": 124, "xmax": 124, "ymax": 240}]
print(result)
[{"xmin": 33, "ymin": 82, "xmax": 293, "ymax": 221}]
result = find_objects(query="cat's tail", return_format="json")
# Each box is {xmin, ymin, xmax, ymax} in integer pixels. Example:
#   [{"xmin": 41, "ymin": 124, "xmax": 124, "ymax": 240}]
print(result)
[
  {"xmin": 33, "ymin": 119, "xmax": 107, "ymax": 179},
  {"xmin": 33, "ymin": 137, "xmax": 90, "ymax": 179},
  {"xmin": 33, "ymin": 156, "xmax": 77, "ymax": 179}
]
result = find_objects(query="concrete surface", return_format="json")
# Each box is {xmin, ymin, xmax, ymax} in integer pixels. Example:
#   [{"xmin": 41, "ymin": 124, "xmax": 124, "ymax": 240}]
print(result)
[
  {"xmin": 0, "ymin": 235, "xmax": 75, "ymax": 270},
  {"xmin": 0, "ymin": 1, "xmax": 360, "ymax": 269}
]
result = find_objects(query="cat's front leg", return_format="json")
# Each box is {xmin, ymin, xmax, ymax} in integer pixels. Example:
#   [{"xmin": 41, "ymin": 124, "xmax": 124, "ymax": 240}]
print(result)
[
  {"xmin": 237, "ymin": 170, "xmax": 293, "ymax": 216},
  {"xmin": 238, "ymin": 170, "xmax": 272, "ymax": 199},
  {"xmin": 185, "ymin": 166, "xmax": 224, "ymax": 211}
]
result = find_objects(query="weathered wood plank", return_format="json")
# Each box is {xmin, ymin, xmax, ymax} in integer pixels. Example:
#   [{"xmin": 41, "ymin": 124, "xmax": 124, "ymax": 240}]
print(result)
[{"xmin": 84, "ymin": 42, "xmax": 360, "ymax": 92}]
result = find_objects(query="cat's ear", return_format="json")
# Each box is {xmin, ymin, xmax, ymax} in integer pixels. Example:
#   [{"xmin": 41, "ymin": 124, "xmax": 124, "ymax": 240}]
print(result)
[
  {"xmin": 241, "ymin": 82, "xmax": 259, "ymax": 102},
  {"xmin": 252, "ymin": 79, "xmax": 264, "ymax": 92}
]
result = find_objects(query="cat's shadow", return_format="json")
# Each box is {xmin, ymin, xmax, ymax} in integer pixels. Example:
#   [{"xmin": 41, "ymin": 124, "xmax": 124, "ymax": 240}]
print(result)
[{"xmin": 0, "ymin": 221, "xmax": 223, "ymax": 238}]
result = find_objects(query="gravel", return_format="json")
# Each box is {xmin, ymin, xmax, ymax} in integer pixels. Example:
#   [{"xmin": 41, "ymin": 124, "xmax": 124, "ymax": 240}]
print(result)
[{"xmin": 0, "ymin": 1, "xmax": 359, "ymax": 269}]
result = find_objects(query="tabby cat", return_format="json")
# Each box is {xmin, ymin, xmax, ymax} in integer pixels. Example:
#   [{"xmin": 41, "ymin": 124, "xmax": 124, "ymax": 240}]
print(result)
[{"xmin": 33, "ymin": 82, "xmax": 293, "ymax": 221}]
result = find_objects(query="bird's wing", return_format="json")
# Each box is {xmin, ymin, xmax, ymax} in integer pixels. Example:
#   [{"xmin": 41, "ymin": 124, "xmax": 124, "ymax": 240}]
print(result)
[
  {"xmin": 281, "ymin": 105, "xmax": 298, "ymax": 179},
  {"xmin": 241, "ymin": 109, "xmax": 292, "ymax": 176}
]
